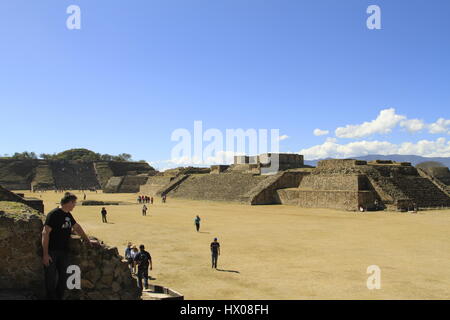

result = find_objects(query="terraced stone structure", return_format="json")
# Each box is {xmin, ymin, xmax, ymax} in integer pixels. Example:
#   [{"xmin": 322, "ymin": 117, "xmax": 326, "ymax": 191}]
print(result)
[
  {"xmin": 140, "ymin": 154, "xmax": 308, "ymax": 204},
  {"xmin": 0, "ymin": 159, "xmax": 155, "ymax": 191},
  {"xmin": 277, "ymin": 159, "xmax": 450, "ymax": 211}
]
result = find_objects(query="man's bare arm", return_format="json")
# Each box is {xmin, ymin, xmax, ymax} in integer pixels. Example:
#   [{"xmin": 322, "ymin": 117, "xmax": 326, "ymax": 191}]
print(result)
[
  {"xmin": 72, "ymin": 223, "xmax": 92, "ymax": 245},
  {"xmin": 42, "ymin": 225, "xmax": 52, "ymax": 266}
]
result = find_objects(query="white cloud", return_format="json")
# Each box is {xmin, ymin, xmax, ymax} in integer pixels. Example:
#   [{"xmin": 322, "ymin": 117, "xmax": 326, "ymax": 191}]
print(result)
[
  {"xmin": 428, "ymin": 118, "xmax": 450, "ymax": 134},
  {"xmin": 278, "ymin": 135, "xmax": 289, "ymax": 141},
  {"xmin": 399, "ymin": 119, "xmax": 425, "ymax": 133},
  {"xmin": 153, "ymin": 151, "xmax": 240, "ymax": 170},
  {"xmin": 335, "ymin": 108, "xmax": 406, "ymax": 139},
  {"xmin": 313, "ymin": 129, "xmax": 329, "ymax": 136},
  {"xmin": 299, "ymin": 137, "xmax": 450, "ymax": 160}
]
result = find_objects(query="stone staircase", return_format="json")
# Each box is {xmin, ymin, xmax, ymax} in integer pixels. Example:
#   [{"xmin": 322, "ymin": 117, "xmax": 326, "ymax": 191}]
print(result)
[
  {"xmin": 417, "ymin": 168, "xmax": 450, "ymax": 197},
  {"xmin": 393, "ymin": 175, "xmax": 450, "ymax": 208},
  {"xmin": 50, "ymin": 161, "xmax": 101, "ymax": 190},
  {"xmin": 167, "ymin": 173, "xmax": 268, "ymax": 202},
  {"xmin": 366, "ymin": 167, "xmax": 450, "ymax": 209}
]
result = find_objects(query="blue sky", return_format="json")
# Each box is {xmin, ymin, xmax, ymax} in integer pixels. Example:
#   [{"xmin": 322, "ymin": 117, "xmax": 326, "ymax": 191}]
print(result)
[{"xmin": 1, "ymin": 1, "xmax": 449, "ymax": 169}]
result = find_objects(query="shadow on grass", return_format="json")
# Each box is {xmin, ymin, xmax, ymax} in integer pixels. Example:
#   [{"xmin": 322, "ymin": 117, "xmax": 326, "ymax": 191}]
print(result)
[{"xmin": 216, "ymin": 269, "xmax": 240, "ymax": 274}]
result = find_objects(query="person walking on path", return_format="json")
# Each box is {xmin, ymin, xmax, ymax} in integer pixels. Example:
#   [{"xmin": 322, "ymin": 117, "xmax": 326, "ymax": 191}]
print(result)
[
  {"xmin": 210, "ymin": 238, "xmax": 220, "ymax": 269},
  {"xmin": 124, "ymin": 242, "xmax": 134, "ymax": 273},
  {"xmin": 134, "ymin": 244, "xmax": 152, "ymax": 291},
  {"xmin": 142, "ymin": 204, "xmax": 148, "ymax": 216},
  {"xmin": 130, "ymin": 246, "xmax": 139, "ymax": 274},
  {"xmin": 101, "ymin": 207, "xmax": 107, "ymax": 223},
  {"xmin": 195, "ymin": 215, "xmax": 201, "ymax": 232}
]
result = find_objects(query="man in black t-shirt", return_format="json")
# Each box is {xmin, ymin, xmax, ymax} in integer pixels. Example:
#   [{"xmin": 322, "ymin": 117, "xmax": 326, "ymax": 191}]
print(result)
[
  {"xmin": 210, "ymin": 238, "xmax": 220, "ymax": 269},
  {"xmin": 41, "ymin": 192, "xmax": 94, "ymax": 300},
  {"xmin": 134, "ymin": 244, "xmax": 152, "ymax": 291}
]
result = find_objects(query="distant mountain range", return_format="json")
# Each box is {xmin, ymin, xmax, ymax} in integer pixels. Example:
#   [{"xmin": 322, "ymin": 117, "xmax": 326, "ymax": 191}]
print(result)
[{"xmin": 304, "ymin": 154, "xmax": 450, "ymax": 168}]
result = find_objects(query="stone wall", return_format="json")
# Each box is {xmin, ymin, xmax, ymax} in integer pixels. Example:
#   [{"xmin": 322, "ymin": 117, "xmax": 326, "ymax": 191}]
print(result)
[
  {"xmin": 276, "ymin": 188, "xmax": 299, "ymax": 205},
  {"xmin": 210, "ymin": 165, "xmax": 230, "ymax": 174},
  {"xmin": 299, "ymin": 174, "xmax": 361, "ymax": 191},
  {"xmin": 0, "ymin": 185, "xmax": 44, "ymax": 213},
  {"xmin": 64, "ymin": 236, "xmax": 140, "ymax": 300},
  {"xmin": 243, "ymin": 170, "xmax": 309, "ymax": 205},
  {"xmin": 317, "ymin": 159, "xmax": 367, "ymax": 169},
  {"xmin": 0, "ymin": 202, "xmax": 45, "ymax": 299},
  {"xmin": 296, "ymin": 190, "xmax": 377, "ymax": 211}
]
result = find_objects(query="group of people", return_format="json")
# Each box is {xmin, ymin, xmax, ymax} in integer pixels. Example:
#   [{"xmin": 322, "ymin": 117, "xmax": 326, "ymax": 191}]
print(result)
[
  {"xmin": 41, "ymin": 191, "xmax": 222, "ymax": 300},
  {"xmin": 138, "ymin": 195, "xmax": 153, "ymax": 204},
  {"xmin": 124, "ymin": 243, "xmax": 153, "ymax": 291}
]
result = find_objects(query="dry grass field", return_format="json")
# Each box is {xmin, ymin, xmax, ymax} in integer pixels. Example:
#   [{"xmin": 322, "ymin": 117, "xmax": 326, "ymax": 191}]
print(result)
[{"xmin": 22, "ymin": 190, "xmax": 450, "ymax": 300}]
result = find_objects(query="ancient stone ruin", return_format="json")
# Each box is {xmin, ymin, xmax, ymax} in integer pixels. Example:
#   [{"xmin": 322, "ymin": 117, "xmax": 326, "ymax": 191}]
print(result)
[
  {"xmin": 277, "ymin": 159, "xmax": 450, "ymax": 211},
  {"xmin": 138, "ymin": 155, "xmax": 450, "ymax": 211},
  {"xmin": 0, "ymin": 159, "xmax": 156, "ymax": 192},
  {"xmin": 140, "ymin": 154, "xmax": 309, "ymax": 204}
]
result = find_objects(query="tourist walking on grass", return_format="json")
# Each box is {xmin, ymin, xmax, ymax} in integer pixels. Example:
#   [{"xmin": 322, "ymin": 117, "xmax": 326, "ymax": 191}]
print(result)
[
  {"xmin": 195, "ymin": 215, "xmax": 201, "ymax": 232},
  {"xmin": 210, "ymin": 238, "xmax": 220, "ymax": 269},
  {"xmin": 101, "ymin": 207, "xmax": 107, "ymax": 223},
  {"xmin": 42, "ymin": 192, "xmax": 96, "ymax": 300},
  {"xmin": 131, "ymin": 246, "xmax": 139, "ymax": 274},
  {"xmin": 134, "ymin": 244, "xmax": 152, "ymax": 291},
  {"xmin": 142, "ymin": 204, "xmax": 148, "ymax": 216},
  {"xmin": 124, "ymin": 242, "xmax": 133, "ymax": 273}
]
